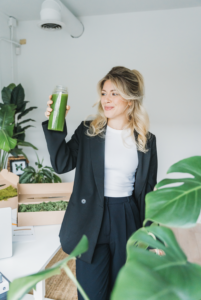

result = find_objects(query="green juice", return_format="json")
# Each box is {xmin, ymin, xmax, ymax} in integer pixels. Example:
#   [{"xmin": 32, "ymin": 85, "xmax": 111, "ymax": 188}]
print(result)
[{"xmin": 48, "ymin": 92, "xmax": 68, "ymax": 131}]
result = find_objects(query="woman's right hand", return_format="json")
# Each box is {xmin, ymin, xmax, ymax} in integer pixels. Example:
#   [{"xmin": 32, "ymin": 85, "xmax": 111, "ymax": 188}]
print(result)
[{"xmin": 45, "ymin": 95, "xmax": 71, "ymax": 119}]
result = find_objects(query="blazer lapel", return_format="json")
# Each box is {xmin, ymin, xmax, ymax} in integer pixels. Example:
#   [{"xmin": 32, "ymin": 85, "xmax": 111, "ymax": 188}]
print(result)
[
  {"xmin": 90, "ymin": 125, "xmax": 151, "ymax": 206},
  {"xmin": 90, "ymin": 126, "xmax": 106, "ymax": 207}
]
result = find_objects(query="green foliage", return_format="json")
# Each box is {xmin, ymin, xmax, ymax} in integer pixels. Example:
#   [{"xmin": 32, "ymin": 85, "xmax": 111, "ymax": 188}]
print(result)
[
  {"xmin": 19, "ymin": 201, "xmax": 68, "ymax": 212},
  {"xmin": 0, "ymin": 103, "xmax": 17, "ymax": 152},
  {"xmin": 0, "ymin": 83, "xmax": 38, "ymax": 169},
  {"xmin": 111, "ymin": 225, "xmax": 201, "ymax": 300},
  {"xmin": 111, "ymin": 155, "xmax": 201, "ymax": 300},
  {"xmin": 19, "ymin": 152, "xmax": 62, "ymax": 184},
  {"xmin": 144, "ymin": 156, "xmax": 201, "ymax": 228},
  {"xmin": 0, "ymin": 185, "xmax": 17, "ymax": 201},
  {"xmin": 7, "ymin": 235, "xmax": 89, "ymax": 300}
]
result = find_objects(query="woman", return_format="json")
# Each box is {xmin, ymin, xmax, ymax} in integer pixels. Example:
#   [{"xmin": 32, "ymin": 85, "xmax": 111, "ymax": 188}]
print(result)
[{"xmin": 42, "ymin": 66, "xmax": 162, "ymax": 300}]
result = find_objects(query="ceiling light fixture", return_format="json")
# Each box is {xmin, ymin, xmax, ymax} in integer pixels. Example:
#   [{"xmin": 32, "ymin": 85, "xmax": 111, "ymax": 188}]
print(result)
[{"xmin": 38, "ymin": 0, "xmax": 84, "ymax": 38}]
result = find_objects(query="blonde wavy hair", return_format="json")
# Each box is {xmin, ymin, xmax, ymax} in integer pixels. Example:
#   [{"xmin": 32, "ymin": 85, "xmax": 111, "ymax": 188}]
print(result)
[{"xmin": 83, "ymin": 66, "xmax": 151, "ymax": 153}]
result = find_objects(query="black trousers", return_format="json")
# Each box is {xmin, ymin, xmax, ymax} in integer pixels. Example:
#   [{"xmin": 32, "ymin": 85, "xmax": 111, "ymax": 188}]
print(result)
[{"xmin": 76, "ymin": 195, "xmax": 141, "ymax": 300}]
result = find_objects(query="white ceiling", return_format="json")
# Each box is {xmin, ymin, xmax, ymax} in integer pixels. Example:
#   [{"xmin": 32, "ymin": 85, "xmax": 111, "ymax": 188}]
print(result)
[{"xmin": 0, "ymin": 0, "xmax": 201, "ymax": 20}]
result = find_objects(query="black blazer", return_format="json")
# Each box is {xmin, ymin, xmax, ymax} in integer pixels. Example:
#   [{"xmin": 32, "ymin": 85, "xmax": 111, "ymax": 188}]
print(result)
[{"xmin": 42, "ymin": 119, "xmax": 158, "ymax": 264}]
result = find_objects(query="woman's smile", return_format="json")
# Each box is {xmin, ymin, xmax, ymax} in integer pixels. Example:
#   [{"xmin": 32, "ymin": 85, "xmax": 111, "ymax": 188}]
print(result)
[{"xmin": 104, "ymin": 106, "xmax": 114, "ymax": 111}]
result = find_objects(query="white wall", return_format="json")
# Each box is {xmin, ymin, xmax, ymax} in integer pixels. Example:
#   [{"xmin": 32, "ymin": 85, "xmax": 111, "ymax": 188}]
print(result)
[
  {"xmin": 0, "ymin": 12, "xmax": 18, "ymax": 95},
  {"xmin": 15, "ymin": 6, "xmax": 201, "ymax": 183}
]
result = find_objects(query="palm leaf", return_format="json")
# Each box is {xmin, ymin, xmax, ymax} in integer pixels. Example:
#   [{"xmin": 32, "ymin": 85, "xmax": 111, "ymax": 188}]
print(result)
[
  {"xmin": 17, "ymin": 140, "xmax": 38, "ymax": 150},
  {"xmin": 18, "ymin": 119, "xmax": 35, "ymax": 125},
  {"xmin": 17, "ymin": 106, "xmax": 38, "ymax": 120},
  {"xmin": 21, "ymin": 125, "xmax": 35, "ymax": 131}
]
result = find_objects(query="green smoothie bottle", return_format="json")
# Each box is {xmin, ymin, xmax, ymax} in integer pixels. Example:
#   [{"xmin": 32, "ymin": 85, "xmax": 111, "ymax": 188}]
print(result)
[{"xmin": 48, "ymin": 85, "xmax": 68, "ymax": 131}]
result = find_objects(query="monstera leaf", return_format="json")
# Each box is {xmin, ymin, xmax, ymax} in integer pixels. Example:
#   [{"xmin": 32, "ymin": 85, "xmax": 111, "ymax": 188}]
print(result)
[
  {"xmin": 0, "ymin": 104, "xmax": 17, "ymax": 151},
  {"xmin": 111, "ymin": 225, "xmax": 201, "ymax": 300},
  {"xmin": 144, "ymin": 156, "xmax": 201, "ymax": 228}
]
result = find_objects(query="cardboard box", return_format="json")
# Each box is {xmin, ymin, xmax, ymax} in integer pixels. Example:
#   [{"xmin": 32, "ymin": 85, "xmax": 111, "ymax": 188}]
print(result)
[
  {"xmin": 17, "ymin": 182, "xmax": 73, "ymax": 226},
  {"xmin": 0, "ymin": 169, "xmax": 19, "ymax": 210}
]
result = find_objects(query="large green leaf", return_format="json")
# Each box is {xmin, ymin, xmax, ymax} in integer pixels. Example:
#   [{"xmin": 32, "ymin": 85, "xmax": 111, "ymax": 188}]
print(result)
[
  {"xmin": 7, "ymin": 83, "xmax": 16, "ymax": 92},
  {"xmin": 145, "ymin": 156, "xmax": 201, "ymax": 228},
  {"xmin": 1, "ymin": 87, "xmax": 11, "ymax": 104},
  {"xmin": 0, "ymin": 104, "xmax": 17, "ymax": 151},
  {"xmin": 10, "ymin": 84, "xmax": 25, "ymax": 113},
  {"xmin": 111, "ymin": 226, "xmax": 201, "ymax": 300},
  {"xmin": 8, "ymin": 235, "xmax": 89, "ymax": 300}
]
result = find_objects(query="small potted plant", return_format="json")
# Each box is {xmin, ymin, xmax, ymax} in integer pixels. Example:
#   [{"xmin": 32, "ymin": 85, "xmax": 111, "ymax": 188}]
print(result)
[{"xmin": 19, "ymin": 152, "xmax": 62, "ymax": 183}]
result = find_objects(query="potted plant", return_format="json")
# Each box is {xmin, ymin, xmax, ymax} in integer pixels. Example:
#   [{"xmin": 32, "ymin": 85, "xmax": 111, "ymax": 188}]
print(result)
[
  {"xmin": 19, "ymin": 152, "xmax": 62, "ymax": 183},
  {"xmin": 0, "ymin": 83, "xmax": 38, "ymax": 171}
]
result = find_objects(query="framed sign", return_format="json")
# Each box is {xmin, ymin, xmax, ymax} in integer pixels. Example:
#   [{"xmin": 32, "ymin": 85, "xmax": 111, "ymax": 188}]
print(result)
[{"xmin": 9, "ymin": 158, "xmax": 28, "ymax": 177}]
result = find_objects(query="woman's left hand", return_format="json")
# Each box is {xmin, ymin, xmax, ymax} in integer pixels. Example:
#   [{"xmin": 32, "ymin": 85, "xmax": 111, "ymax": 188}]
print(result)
[{"xmin": 149, "ymin": 248, "xmax": 165, "ymax": 256}]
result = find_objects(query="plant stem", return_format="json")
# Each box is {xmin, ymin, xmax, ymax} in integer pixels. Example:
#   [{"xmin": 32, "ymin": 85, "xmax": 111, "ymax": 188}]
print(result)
[{"xmin": 63, "ymin": 263, "xmax": 90, "ymax": 300}]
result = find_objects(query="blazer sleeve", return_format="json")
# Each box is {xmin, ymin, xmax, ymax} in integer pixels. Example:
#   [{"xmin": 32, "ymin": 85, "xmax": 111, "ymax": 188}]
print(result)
[
  {"xmin": 144, "ymin": 134, "xmax": 158, "ymax": 227},
  {"xmin": 42, "ymin": 119, "xmax": 82, "ymax": 174}
]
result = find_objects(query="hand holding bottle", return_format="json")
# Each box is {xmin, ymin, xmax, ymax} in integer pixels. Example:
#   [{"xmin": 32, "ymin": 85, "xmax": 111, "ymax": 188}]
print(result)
[{"xmin": 45, "ymin": 95, "xmax": 70, "ymax": 120}]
